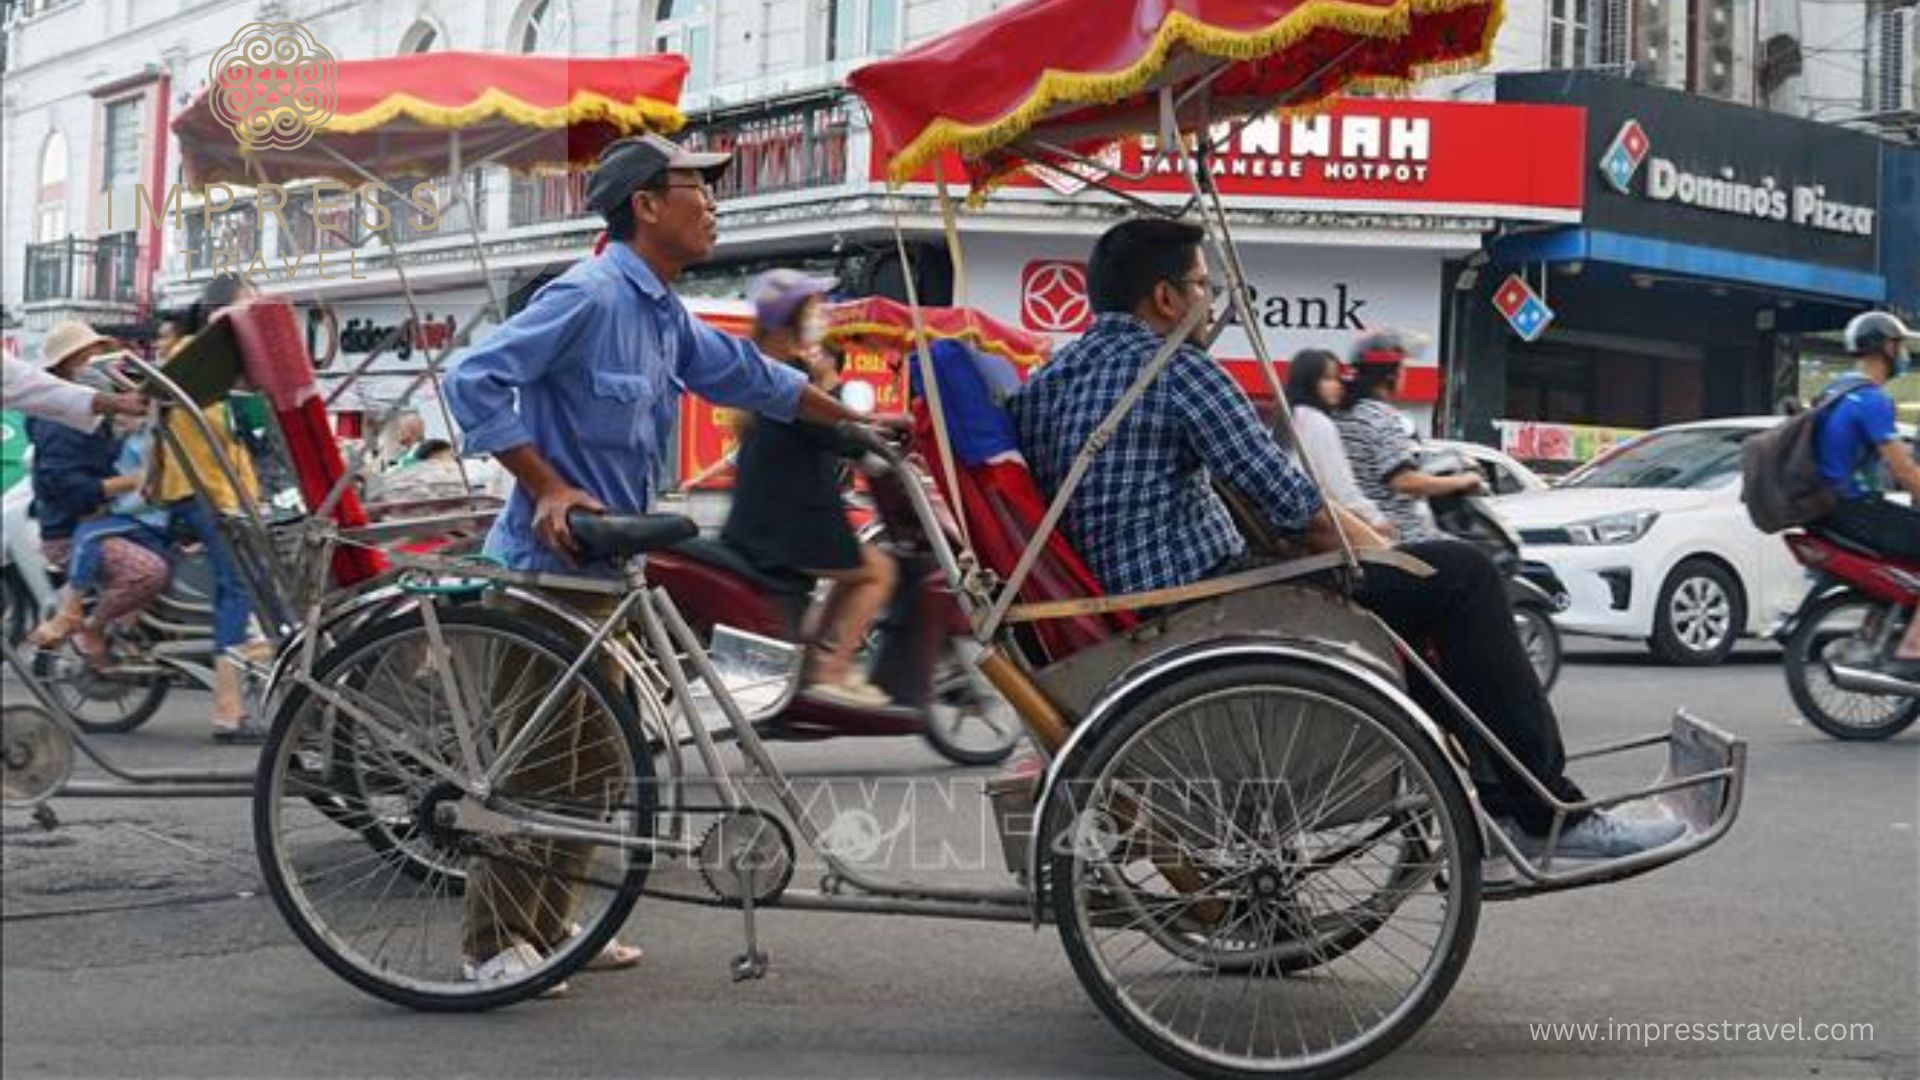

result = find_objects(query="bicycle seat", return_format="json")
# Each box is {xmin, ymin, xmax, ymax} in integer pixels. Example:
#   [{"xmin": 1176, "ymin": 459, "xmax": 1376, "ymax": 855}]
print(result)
[{"xmin": 567, "ymin": 511, "xmax": 700, "ymax": 563}]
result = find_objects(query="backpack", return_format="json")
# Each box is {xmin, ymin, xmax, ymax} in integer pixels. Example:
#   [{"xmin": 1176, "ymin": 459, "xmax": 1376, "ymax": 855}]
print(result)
[{"xmin": 1740, "ymin": 378, "xmax": 1869, "ymax": 534}]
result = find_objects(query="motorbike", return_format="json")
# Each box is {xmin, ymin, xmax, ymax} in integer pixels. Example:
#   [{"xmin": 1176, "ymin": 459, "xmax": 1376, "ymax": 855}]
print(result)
[
  {"xmin": 24, "ymin": 548, "xmax": 238, "ymax": 735},
  {"xmin": 645, "ymin": 442, "xmax": 1022, "ymax": 767},
  {"xmin": 1777, "ymin": 527, "xmax": 1919, "ymax": 741},
  {"xmin": 1427, "ymin": 450, "xmax": 1569, "ymax": 692}
]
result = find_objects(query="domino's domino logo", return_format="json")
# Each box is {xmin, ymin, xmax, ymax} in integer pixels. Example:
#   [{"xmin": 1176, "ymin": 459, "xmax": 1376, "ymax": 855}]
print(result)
[{"xmin": 1598, "ymin": 119, "xmax": 1650, "ymax": 195}]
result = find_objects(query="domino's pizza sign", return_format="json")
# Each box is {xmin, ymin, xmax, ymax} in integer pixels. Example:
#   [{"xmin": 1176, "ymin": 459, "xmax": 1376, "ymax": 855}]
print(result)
[
  {"xmin": 1599, "ymin": 119, "xmax": 1650, "ymax": 195},
  {"xmin": 1493, "ymin": 274, "xmax": 1554, "ymax": 342}
]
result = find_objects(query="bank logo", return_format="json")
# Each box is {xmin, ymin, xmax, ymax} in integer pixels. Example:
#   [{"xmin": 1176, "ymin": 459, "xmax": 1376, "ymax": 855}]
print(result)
[
  {"xmin": 208, "ymin": 22, "xmax": 337, "ymax": 152},
  {"xmin": 1599, "ymin": 119, "xmax": 1650, "ymax": 195},
  {"xmin": 1020, "ymin": 261, "xmax": 1092, "ymax": 334}
]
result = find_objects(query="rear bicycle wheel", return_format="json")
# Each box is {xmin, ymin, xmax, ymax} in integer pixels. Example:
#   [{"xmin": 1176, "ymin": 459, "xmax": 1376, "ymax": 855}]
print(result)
[
  {"xmin": 255, "ymin": 604, "xmax": 656, "ymax": 1011},
  {"xmin": 1048, "ymin": 659, "xmax": 1479, "ymax": 1080}
]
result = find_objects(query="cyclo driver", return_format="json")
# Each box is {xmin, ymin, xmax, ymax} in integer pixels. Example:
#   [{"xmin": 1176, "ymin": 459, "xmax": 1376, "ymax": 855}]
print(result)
[{"xmin": 1008, "ymin": 218, "xmax": 1686, "ymax": 876}]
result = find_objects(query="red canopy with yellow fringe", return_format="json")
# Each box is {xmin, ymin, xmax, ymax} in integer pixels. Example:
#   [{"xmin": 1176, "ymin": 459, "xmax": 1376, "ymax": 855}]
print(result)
[
  {"xmin": 825, "ymin": 298, "xmax": 1051, "ymax": 371},
  {"xmin": 175, "ymin": 52, "xmax": 689, "ymax": 184},
  {"xmin": 849, "ymin": 0, "xmax": 1504, "ymax": 189}
]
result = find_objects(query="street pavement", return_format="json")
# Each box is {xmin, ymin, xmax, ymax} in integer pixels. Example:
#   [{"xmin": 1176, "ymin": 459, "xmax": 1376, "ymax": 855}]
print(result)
[{"xmin": 3, "ymin": 641, "xmax": 1916, "ymax": 1080}]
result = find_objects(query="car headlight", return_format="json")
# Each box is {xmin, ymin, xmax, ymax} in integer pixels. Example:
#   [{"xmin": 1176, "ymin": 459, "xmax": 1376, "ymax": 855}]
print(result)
[{"xmin": 1566, "ymin": 510, "xmax": 1659, "ymax": 545}]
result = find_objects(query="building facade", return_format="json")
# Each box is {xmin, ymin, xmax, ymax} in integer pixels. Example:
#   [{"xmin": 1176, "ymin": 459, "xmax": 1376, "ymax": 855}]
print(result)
[{"xmin": 3, "ymin": 0, "xmax": 1911, "ymax": 462}]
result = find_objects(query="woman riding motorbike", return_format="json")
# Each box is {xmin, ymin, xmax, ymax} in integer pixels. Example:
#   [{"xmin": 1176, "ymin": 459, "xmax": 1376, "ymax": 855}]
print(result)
[
  {"xmin": 720, "ymin": 270, "xmax": 899, "ymax": 707},
  {"xmin": 1334, "ymin": 331, "xmax": 1483, "ymax": 543}
]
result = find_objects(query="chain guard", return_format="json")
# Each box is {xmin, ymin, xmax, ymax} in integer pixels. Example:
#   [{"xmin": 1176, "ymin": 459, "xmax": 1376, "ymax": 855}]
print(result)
[
  {"xmin": 2, "ymin": 705, "xmax": 74, "ymax": 808},
  {"xmin": 697, "ymin": 808, "xmax": 795, "ymax": 906}
]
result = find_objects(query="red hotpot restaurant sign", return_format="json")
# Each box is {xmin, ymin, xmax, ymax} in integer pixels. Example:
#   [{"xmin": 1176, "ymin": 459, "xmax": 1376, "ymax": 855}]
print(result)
[
  {"xmin": 881, "ymin": 100, "xmax": 1586, "ymax": 219},
  {"xmin": 884, "ymin": 101, "xmax": 1587, "ymax": 406}
]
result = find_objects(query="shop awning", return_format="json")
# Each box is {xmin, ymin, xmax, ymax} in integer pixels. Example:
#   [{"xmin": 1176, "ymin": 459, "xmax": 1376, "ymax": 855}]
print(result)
[{"xmin": 1493, "ymin": 228, "xmax": 1887, "ymax": 303}]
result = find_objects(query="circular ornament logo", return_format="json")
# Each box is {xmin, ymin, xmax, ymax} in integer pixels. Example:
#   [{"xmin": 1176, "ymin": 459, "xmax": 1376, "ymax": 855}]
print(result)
[{"xmin": 208, "ymin": 22, "xmax": 337, "ymax": 152}]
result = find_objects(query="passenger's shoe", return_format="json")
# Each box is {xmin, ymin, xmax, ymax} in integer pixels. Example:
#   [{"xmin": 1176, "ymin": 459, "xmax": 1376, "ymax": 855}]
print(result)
[
  {"xmin": 463, "ymin": 942, "xmax": 570, "ymax": 998},
  {"xmin": 806, "ymin": 674, "xmax": 892, "ymax": 709},
  {"xmin": 1525, "ymin": 809, "xmax": 1686, "ymax": 862}
]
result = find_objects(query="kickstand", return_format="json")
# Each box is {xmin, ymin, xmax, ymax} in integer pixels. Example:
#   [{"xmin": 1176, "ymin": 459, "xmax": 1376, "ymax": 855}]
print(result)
[
  {"xmin": 729, "ymin": 864, "xmax": 770, "ymax": 982},
  {"xmin": 32, "ymin": 802, "xmax": 59, "ymax": 831}
]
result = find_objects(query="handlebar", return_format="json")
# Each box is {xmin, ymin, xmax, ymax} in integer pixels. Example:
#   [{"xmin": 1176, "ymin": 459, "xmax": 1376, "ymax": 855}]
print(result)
[{"xmin": 835, "ymin": 421, "xmax": 906, "ymax": 468}]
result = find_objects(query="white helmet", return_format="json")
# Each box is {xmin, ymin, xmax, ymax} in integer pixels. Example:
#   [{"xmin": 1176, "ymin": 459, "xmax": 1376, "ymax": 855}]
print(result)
[{"xmin": 1843, "ymin": 311, "xmax": 1917, "ymax": 360}]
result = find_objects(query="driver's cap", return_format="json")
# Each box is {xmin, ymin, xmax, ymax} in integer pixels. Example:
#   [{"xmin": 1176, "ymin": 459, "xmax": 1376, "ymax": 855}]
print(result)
[{"xmin": 585, "ymin": 134, "xmax": 731, "ymax": 218}]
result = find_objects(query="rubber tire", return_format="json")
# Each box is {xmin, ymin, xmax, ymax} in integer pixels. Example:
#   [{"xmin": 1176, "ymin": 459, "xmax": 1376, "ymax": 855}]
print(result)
[
  {"xmin": 254, "ymin": 604, "xmax": 656, "ymax": 1012},
  {"xmin": 3, "ymin": 566, "xmax": 35, "ymax": 646},
  {"xmin": 921, "ymin": 648, "xmax": 1020, "ymax": 767},
  {"xmin": 1785, "ymin": 593, "xmax": 1920, "ymax": 742},
  {"xmin": 1048, "ymin": 659, "xmax": 1480, "ymax": 1080},
  {"xmin": 30, "ymin": 647, "xmax": 171, "ymax": 735},
  {"xmin": 1648, "ymin": 559, "xmax": 1745, "ymax": 667},
  {"xmin": 1514, "ymin": 603, "xmax": 1563, "ymax": 693}
]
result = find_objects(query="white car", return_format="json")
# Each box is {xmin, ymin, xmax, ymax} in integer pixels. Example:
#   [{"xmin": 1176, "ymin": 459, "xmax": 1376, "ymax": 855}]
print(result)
[
  {"xmin": 1497, "ymin": 418, "xmax": 1805, "ymax": 666},
  {"xmin": 1420, "ymin": 439, "xmax": 1550, "ymax": 496}
]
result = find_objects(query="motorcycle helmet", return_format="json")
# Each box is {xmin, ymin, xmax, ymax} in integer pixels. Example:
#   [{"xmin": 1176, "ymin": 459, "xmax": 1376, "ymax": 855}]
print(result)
[
  {"xmin": 1351, "ymin": 329, "xmax": 1431, "ymax": 368},
  {"xmin": 1843, "ymin": 311, "xmax": 1917, "ymax": 377}
]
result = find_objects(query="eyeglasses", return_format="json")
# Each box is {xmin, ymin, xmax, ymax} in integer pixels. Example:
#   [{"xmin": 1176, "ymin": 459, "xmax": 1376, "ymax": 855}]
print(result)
[
  {"xmin": 646, "ymin": 178, "xmax": 713, "ymax": 195},
  {"xmin": 1170, "ymin": 275, "xmax": 1224, "ymax": 300}
]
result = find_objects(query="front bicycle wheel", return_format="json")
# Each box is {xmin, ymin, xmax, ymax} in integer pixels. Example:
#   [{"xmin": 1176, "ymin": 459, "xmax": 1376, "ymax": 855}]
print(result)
[{"xmin": 255, "ymin": 604, "xmax": 656, "ymax": 1011}]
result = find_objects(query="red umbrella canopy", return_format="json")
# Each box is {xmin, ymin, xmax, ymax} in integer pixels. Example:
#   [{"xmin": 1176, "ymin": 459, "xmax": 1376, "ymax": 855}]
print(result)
[
  {"xmin": 850, "ymin": 0, "xmax": 1504, "ymax": 188},
  {"xmin": 175, "ymin": 51, "xmax": 690, "ymax": 185}
]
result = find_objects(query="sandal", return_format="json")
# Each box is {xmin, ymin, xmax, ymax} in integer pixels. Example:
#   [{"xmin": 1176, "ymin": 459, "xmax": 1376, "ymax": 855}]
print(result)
[
  {"xmin": 211, "ymin": 718, "xmax": 268, "ymax": 745},
  {"xmin": 26, "ymin": 611, "xmax": 83, "ymax": 650},
  {"xmin": 567, "ymin": 922, "xmax": 644, "ymax": 971}
]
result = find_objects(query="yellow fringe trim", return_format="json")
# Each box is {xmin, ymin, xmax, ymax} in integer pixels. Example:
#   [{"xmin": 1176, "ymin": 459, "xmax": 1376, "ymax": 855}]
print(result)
[
  {"xmin": 324, "ymin": 86, "xmax": 685, "ymax": 136},
  {"xmin": 880, "ymin": 0, "xmax": 1502, "ymax": 186},
  {"xmin": 827, "ymin": 320, "xmax": 1046, "ymax": 367}
]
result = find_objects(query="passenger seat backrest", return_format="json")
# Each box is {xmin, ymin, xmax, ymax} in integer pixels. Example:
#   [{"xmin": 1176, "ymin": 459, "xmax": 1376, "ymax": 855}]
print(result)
[
  {"xmin": 908, "ymin": 341, "xmax": 1134, "ymax": 664},
  {"xmin": 224, "ymin": 299, "xmax": 386, "ymax": 588}
]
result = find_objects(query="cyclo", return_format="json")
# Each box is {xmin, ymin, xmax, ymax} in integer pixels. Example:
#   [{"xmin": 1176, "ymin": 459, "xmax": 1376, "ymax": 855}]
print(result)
[{"xmin": 241, "ymin": 5, "xmax": 1747, "ymax": 1079}]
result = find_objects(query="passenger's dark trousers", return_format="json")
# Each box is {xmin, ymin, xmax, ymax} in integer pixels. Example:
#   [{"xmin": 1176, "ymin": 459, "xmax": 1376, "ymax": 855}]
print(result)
[
  {"xmin": 1351, "ymin": 540, "xmax": 1585, "ymax": 834},
  {"xmin": 1824, "ymin": 498, "xmax": 1920, "ymax": 562}
]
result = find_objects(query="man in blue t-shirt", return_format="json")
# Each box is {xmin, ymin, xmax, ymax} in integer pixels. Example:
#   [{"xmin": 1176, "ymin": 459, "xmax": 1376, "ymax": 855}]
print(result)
[{"xmin": 1812, "ymin": 310, "xmax": 1920, "ymax": 675}]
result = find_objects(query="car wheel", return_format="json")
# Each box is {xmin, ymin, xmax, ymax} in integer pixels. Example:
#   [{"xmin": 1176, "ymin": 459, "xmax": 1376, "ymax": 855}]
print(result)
[{"xmin": 1648, "ymin": 558, "xmax": 1744, "ymax": 666}]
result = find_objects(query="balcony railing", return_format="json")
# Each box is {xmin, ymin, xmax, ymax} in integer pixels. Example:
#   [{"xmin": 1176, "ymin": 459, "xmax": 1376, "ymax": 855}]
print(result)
[
  {"xmin": 510, "ymin": 171, "xmax": 592, "ymax": 228},
  {"xmin": 24, "ymin": 232, "xmax": 140, "ymax": 304},
  {"xmin": 683, "ymin": 95, "xmax": 852, "ymax": 201}
]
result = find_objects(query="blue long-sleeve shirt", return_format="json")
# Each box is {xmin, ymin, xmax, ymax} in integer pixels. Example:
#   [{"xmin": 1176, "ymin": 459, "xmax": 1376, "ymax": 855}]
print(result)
[{"xmin": 446, "ymin": 244, "xmax": 807, "ymax": 573}]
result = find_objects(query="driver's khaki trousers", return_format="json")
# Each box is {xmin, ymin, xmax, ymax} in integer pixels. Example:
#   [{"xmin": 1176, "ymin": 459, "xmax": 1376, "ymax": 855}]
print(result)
[{"xmin": 463, "ymin": 592, "xmax": 630, "ymax": 961}]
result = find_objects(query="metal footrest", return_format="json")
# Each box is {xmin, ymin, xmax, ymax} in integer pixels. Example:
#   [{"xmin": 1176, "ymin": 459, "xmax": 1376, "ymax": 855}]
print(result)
[{"xmin": 1485, "ymin": 709, "xmax": 1747, "ymax": 898}]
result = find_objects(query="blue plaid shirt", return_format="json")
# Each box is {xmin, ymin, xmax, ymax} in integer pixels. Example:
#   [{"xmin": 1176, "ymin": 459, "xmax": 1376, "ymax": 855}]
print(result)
[{"xmin": 1009, "ymin": 313, "xmax": 1324, "ymax": 595}]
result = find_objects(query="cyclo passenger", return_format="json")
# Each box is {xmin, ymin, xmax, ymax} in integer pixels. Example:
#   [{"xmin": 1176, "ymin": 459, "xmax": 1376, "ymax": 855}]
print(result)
[
  {"xmin": 149, "ymin": 288, "xmax": 269, "ymax": 741},
  {"xmin": 1810, "ymin": 311, "xmax": 1920, "ymax": 678},
  {"xmin": 1006, "ymin": 218, "xmax": 1685, "ymax": 872},
  {"xmin": 722, "ymin": 269, "xmax": 900, "ymax": 707},
  {"xmin": 443, "ymin": 134, "xmax": 870, "ymax": 991}
]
